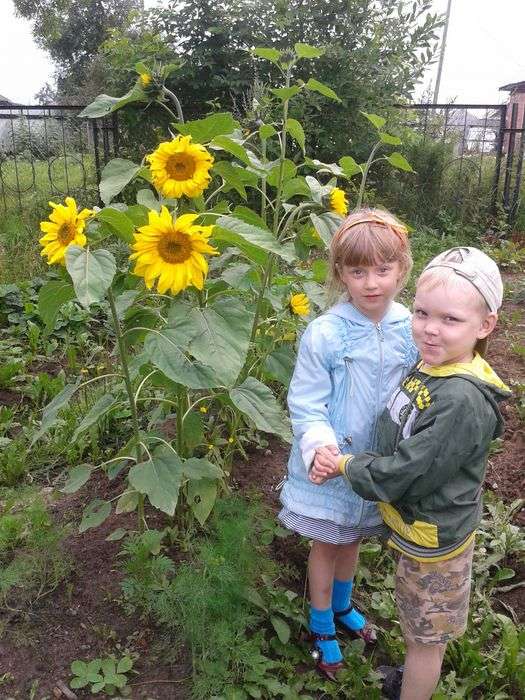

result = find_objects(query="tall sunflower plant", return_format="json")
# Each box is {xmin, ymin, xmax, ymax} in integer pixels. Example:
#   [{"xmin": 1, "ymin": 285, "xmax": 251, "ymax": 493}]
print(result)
[{"xmin": 34, "ymin": 46, "xmax": 413, "ymax": 535}]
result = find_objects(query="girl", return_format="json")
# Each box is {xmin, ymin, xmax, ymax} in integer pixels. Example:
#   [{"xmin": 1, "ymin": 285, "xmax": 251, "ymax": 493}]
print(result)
[{"xmin": 279, "ymin": 208, "xmax": 417, "ymax": 679}]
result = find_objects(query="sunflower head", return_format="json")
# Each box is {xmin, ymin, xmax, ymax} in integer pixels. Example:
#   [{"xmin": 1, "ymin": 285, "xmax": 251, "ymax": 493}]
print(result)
[
  {"xmin": 290, "ymin": 292, "xmax": 310, "ymax": 317},
  {"xmin": 146, "ymin": 135, "xmax": 214, "ymax": 200},
  {"xmin": 139, "ymin": 72, "xmax": 152, "ymax": 88},
  {"xmin": 329, "ymin": 187, "xmax": 348, "ymax": 217},
  {"xmin": 130, "ymin": 206, "xmax": 219, "ymax": 295},
  {"xmin": 39, "ymin": 196, "xmax": 93, "ymax": 265}
]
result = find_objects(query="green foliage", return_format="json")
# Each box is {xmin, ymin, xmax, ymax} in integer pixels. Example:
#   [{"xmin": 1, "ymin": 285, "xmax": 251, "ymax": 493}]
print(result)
[
  {"xmin": 70, "ymin": 654, "xmax": 135, "ymax": 695},
  {"xmin": 0, "ymin": 490, "xmax": 71, "ymax": 610}
]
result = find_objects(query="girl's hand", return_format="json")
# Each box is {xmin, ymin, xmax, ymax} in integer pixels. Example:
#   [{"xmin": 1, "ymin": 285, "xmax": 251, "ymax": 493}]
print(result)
[{"xmin": 309, "ymin": 445, "xmax": 340, "ymax": 484}]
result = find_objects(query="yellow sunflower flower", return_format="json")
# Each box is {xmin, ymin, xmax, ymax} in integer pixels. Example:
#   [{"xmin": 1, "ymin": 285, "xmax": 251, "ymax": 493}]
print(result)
[
  {"xmin": 290, "ymin": 293, "xmax": 310, "ymax": 317},
  {"xmin": 39, "ymin": 196, "xmax": 92, "ymax": 265},
  {"xmin": 147, "ymin": 135, "xmax": 214, "ymax": 199},
  {"xmin": 130, "ymin": 206, "xmax": 218, "ymax": 295},
  {"xmin": 139, "ymin": 73, "xmax": 152, "ymax": 88},
  {"xmin": 329, "ymin": 187, "xmax": 348, "ymax": 216}
]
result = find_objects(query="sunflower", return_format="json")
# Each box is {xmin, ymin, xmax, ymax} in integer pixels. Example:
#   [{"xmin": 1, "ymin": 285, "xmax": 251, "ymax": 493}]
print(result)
[
  {"xmin": 39, "ymin": 196, "xmax": 92, "ymax": 265},
  {"xmin": 130, "ymin": 206, "xmax": 218, "ymax": 295},
  {"xmin": 290, "ymin": 293, "xmax": 310, "ymax": 317},
  {"xmin": 329, "ymin": 187, "xmax": 348, "ymax": 217},
  {"xmin": 147, "ymin": 135, "xmax": 214, "ymax": 199},
  {"xmin": 139, "ymin": 72, "xmax": 152, "ymax": 88}
]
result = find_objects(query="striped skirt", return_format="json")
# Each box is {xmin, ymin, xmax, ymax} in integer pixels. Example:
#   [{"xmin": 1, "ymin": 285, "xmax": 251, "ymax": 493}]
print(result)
[{"xmin": 278, "ymin": 507, "xmax": 387, "ymax": 545}]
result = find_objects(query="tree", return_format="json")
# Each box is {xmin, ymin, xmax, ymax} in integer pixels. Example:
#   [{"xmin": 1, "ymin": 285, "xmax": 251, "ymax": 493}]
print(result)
[{"xmin": 13, "ymin": 0, "xmax": 142, "ymax": 100}]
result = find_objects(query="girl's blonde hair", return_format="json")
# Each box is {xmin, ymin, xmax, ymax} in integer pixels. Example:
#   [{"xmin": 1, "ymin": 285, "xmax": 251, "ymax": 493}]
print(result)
[{"xmin": 327, "ymin": 207, "xmax": 413, "ymax": 301}]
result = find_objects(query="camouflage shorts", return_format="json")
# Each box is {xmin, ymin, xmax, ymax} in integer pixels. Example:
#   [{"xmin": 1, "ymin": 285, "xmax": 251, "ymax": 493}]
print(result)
[{"xmin": 395, "ymin": 541, "xmax": 474, "ymax": 645}]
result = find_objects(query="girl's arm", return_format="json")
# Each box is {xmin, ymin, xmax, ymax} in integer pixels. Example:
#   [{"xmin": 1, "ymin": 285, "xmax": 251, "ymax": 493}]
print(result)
[{"xmin": 288, "ymin": 322, "xmax": 339, "ymax": 471}]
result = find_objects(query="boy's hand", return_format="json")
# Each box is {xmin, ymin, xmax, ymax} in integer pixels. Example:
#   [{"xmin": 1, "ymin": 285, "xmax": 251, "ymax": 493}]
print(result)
[{"xmin": 309, "ymin": 445, "xmax": 340, "ymax": 484}]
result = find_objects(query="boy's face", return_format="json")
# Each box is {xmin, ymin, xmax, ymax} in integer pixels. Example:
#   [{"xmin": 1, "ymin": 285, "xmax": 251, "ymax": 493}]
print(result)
[
  {"xmin": 412, "ymin": 280, "xmax": 497, "ymax": 366},
  {"xmin": 339, "ymin": 261, "xmax": 402, "ymax": 323}
]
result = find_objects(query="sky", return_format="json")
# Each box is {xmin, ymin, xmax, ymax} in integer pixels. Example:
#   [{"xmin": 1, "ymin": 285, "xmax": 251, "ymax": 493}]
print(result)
[{"xmin": 0, "ymin": 0, "xmax": 524, "ymax": 105}]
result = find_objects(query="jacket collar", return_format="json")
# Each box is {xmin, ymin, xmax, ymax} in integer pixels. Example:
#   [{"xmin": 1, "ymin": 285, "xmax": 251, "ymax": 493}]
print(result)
[{"xmin": 326, "ymin": 300, "xmax": 410, "ymax": 326}]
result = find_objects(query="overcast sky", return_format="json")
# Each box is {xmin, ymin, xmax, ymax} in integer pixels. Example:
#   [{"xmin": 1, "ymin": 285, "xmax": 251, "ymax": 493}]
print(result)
[{"xmin": 1, "ymin": 0, "xmax": 524, "ymax": 105}]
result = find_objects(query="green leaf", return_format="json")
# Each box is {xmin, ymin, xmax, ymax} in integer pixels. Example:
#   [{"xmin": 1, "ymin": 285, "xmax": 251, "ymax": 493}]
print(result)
[
  {"xmin": 285, "ymin": 118, "xmax": 305, "ymax": 153},
  {"xmin": 71, "ymin": 660, "xmax": 88, "ymax": 676},
  {"xmin": 213, "ymin": 161, "xmax": 257, "ymax": 199},
  {"xmin": 106, "ymin": 528, "xmax": 127, "ymax": 541},
  {"xmin": 114, "ymin": 290, "xmax": 139, "ymax": 319},
  {"xmin": 66, "ymin": 246, "xmax": 116, "ymax": 309},
  {"xmin": 182, "ymin": 412, "xmax": 204, "ymax": 452},
  {"xmin": 183, "ymin": 457, "xmax": 223, "ymax": 480},
  {"xmin": 305, "ymin": 78, "xmax": 341, "ymax": 102},
  {"xmin": 281, "ymin": 177, "xmax": 310, "ymax": 201},
  {"xmin": 96, "ymin": 207, "xmax": 135, "ymax": 243},
  {"xmin": 259, "ymin": 124, "xmax": 277, "ymax": 140},
  {"xmin": 294, "ymin": 43, "xmax": 325, "ymax": 59},
  {"xmin": 271, "ymin": 616, "xmax": 291, "ymax": 644},
  {"xmin": 361, "ymin": 111, "xmax": 386, "ymax": 130},
  {"xmin": 230, "ymin": 377, "xmax": 292, "ymax": 442},
  {"xmin": 72, "ymin": 394, "xmax": 116, "ymax": 441},
  {"xmin": 117, "ymin": 657, "xmax": 134, "ymax": 674},
  {"xmin": 70, "ymin": 677, "xmax": 90, "ymax": 689},
  {"xmin": 167, "ymin": 296, "xmax": 254, "ymax": 386},
  {"xmin": 143, "ymin": 329, "xmax": 217, "ymax": 389},
  {"xmin": 386, "ymin": 152, "xmax": 415, "ymax": 172},
  {"xmin": 270, "ymin": 86, "xmax": 301, "ymax": 101},
  {"xmin": 101, "ymin": 658, "xmax": 116, "ymax": 676},
  {"xmin": 128, "ymin": 444, "xmax": 183, "ymax": 516},
  {"xmin": 38, "ymin": 280, "xmax": 75, "ymax": 334},
  {"xmin": 186, "ymin": 478, "xmax": 218, "ymax": 526},
  {"xmin": 99, "ymin": 158, "xmax": 141, "ymax": 206},
  {"xmin": 253, "ymin": 47, "xmax": 281, "ymax": 64},
  {"xmin": 79, "ymin": 499, "xmax": 111, "ymax": 533},
  {"xmin": 263, "ymin": 346, "xmax": 295, "ymax": 386},
  {"xmin": 309, "ymin": 212, "xmax": 341, "ymax": 248},
  {"xmin": 311, "ymin": 259, "xmax": 328, "ymax": 283},
  {"xmin": 379, "ymin": 132, "xmax": 402, "ymax": 146},
  {"xmin": 31, "ymin": 381, "xmax": 80, "ymax": 444},
  {"xmin": 115, "ymin": 491, "xmax": 139, "ymax": 514},
  {"xmin": 267, "ymin": 159, "xmax": 297, "ymax": 188},
  {"xmin": 78, "ymin": 86, "xmax": 144, "ymax": 118},
  {"xmin": 338, "ymin": 155, "xmax": 362, "ymax": 178},
  {"xmin": 303, "ymin": 280, "xmax": 326, "ymax": 309},
  {"xmin": 62, "ymin": 464, "xmax": 92, "ymax": 494},
  {"xmin": 175, "ymin": 112, "xmax": 240, "ymax": 143},
  {"xmin": 215, "ymin": 215, "xmax": 296, "ymax": 264},
  {"xmin": 136, "ymin": 188, "xmax": 161, "ymax": 212},
  {"xmin": 211, "ymin": 135, "xmax": 250, "ymax": 165}
]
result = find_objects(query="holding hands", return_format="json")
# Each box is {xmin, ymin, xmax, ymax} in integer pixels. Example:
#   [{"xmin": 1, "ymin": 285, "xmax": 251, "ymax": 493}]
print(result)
[{"xmin": 309, "ymin": 444, "xmax": 341, "ymax": 484}]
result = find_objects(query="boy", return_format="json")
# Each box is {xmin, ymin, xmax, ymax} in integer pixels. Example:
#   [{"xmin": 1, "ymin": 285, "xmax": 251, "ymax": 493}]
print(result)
[{"xmin": 310, "ymin": 247, "xmax": 511, "ymax": 700}]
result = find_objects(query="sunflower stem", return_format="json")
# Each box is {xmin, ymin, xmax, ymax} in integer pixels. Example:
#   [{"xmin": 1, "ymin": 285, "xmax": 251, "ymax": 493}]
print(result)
[
  {"xmin": 162, "ymin": 87, "xmax": 185, "ymax": 123},
  {"xmin": 107, "ymin": 287, "xmax": 146, "ymax": 532},
  {"xmin": 356, "ymin": 140, "xmax": 381, "ymax": 209},
  {"xmin": 260, "ymin": 138, "xmax": 267, "ymax": 225}
]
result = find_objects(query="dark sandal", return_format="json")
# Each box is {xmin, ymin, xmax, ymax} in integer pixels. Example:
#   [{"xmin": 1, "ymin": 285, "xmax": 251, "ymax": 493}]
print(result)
[
  {"xmin": 377, "ymin": 665, "xmax": 404, "ymax": 700},
  {"xmin": 334, "ymin": 606, "xmax": 377, "ymax": 644},
  {"xmin": 308, "ymin": 632, "xmax": 344, "ymax": 681}
]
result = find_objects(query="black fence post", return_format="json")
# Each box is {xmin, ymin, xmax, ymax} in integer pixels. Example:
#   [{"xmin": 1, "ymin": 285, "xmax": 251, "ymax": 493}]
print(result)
[{"xmin": 491, "ymin": 104, "xmax": 507, "ymax": 215}]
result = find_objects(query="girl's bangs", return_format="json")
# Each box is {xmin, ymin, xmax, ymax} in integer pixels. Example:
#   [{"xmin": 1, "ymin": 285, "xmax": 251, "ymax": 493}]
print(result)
[{"xmin": 339, "ymin": 224, "xmax": 404, "ymax": 267}]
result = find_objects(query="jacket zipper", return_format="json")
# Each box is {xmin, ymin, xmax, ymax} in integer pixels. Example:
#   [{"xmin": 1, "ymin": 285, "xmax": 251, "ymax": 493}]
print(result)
[{"xmin": 357, "ymin": 322, "xmax": 384, "ymax": 527}]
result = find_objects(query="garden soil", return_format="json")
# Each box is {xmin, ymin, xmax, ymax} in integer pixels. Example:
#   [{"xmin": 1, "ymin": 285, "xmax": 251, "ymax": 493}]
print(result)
[{"xmin": 0, "ymin": 277, "xmax": 523, "ymax": 699}]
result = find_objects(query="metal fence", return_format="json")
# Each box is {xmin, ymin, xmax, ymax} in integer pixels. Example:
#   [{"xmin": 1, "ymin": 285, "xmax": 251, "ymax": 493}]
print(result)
[
  {"xmin": 396, "ymin": 102, "xmax": 525, "ymax": 225},
  {"xmin": 0, "ymin": 104, "xmax": 118, "ymax": 213}
]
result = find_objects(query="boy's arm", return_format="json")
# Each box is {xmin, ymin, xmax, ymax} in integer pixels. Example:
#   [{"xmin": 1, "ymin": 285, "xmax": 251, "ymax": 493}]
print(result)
[
  {"xmin": 287, "ymin": 322, "xmax": 339, "ymax": 469},
  {"xmin": 342, "ymin": 391, "xmax": 494, "ymax": 503}
]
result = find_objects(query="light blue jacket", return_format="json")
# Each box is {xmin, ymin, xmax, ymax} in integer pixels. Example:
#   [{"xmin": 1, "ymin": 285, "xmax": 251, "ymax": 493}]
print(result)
[{"xmin": 280, "ymin": 300, "xmax": 418, "ymax": 527}]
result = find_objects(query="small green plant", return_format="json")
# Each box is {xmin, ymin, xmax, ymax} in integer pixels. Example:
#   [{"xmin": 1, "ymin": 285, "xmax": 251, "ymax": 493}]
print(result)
[
  {"xmin": 69, "ymin": 655, "xmax": 135, "ymax": 695},
  {"xmin": 0, "ymin": 361, "xmax": 23, "ymax": 390}
]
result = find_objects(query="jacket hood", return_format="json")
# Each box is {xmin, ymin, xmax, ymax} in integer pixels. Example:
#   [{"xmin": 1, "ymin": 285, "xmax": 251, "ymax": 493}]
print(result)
[
  {"xmin": 326, "ymin": 300, "xmax": 410, "ymax": 326},
  {"xmin": 420, "ymin": 353, "xmax": 511, "ymax": 437}
]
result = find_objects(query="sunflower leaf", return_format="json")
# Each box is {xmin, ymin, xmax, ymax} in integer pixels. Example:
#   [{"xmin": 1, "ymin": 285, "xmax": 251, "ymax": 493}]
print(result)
[
  {"xmin": 229, "ymin": 377, "xmax": 292, "ymax": 442},
  {"xmin": 186, "ymin": 478, "xmax": 218, "ymax": 526},
  {"xmin": 215, "ymin": 215, "xmax": 296, "ymax": 264},
  {"xmin": 305, "ymin": 78, "xmax": 341, "ymax": 102},
  {"xmin": 65, "ymin": 246, "xmax": 117, "ymax": 309},
  {"xmin": 99, "ymin": 158, "xmax": 141, "ymax": 205},
  {"xmin": 78, "ymin": 86, "xmax": 144, "ymax": 118},
  {"xmin": 174, "ymin": 112, "xmax": 240, "ymax": 144},
  {"xmin": 38, "ymin": 279, "xmax": 76, "ymax": 334},
  {"xmin": 96, "ymin": 207, "xmax": 136, "ymax": 243},
  {"xmin": 128, "ymin": 444, "xmax": 183, "ymax": 516}
]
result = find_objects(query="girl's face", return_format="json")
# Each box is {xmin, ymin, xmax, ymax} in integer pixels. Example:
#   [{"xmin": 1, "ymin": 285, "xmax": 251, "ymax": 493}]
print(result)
[{"xmin": 338, "ymin": 260, "xmax": 402, "ymax": 322}]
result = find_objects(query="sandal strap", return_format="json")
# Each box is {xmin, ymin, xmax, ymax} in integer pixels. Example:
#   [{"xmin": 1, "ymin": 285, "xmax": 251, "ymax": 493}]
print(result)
[
  {"xmin": 309, "ymin": 631, "xmax": 337, "ymax": 642},
  {"xmin": 333, "ymin": 605, "xmax": 356, "ymax": 618}
]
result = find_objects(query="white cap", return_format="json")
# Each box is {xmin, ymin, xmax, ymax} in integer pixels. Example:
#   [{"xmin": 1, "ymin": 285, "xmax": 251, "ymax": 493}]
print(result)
[{"xmin": 423, "ymin": 246, "xmax": 503, "ymax": 312}]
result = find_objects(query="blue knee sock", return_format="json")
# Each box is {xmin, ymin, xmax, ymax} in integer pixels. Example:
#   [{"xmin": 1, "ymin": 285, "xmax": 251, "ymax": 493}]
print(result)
[
  {"xmin": 309, "ymin": 606, "xmax": 342, "ymax": 664},
  {"xmin": 332, "ymin": 578, "xmax": 366, "ymax": 630}
]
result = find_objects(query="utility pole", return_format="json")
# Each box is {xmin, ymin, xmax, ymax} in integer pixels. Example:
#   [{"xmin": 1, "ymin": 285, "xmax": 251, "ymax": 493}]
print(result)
[{"xmin": 433, "ymin": 0, "xmax": 453, "ymax": 103}]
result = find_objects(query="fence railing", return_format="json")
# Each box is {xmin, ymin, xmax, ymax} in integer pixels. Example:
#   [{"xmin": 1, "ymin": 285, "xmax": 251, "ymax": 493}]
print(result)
[{"xmin": 0, "ymin": 104, "xmax": 118, "ymax": 213}]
